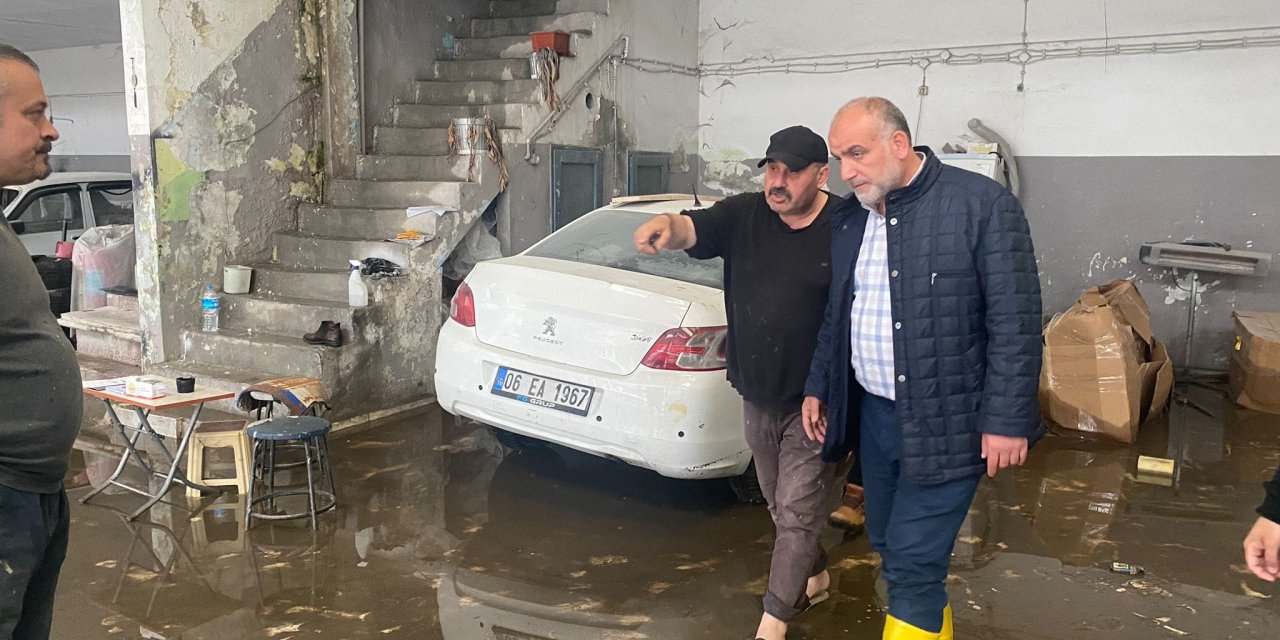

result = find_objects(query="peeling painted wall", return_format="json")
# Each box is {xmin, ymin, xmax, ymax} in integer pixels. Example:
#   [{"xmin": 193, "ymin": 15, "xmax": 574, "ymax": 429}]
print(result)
[{"xmin": 122, "ymin": 0, "xmax": 324, "ymax": 363}]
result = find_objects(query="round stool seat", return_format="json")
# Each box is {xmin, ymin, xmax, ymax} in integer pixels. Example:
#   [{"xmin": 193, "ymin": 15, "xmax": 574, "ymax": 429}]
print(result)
[{"xmin": 247, "ymin": 416, "xmax": 331, "ymax": 441}]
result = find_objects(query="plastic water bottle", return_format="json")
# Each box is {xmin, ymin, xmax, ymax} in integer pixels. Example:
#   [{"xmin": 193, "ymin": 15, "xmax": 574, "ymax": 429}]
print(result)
[
  {"xmin": 348, "ymin": 260, "xmax": 369, "ymax": 307},
  {"xmin": 201, "ymin": 284, "xmax": 220, "ymax": 332}
]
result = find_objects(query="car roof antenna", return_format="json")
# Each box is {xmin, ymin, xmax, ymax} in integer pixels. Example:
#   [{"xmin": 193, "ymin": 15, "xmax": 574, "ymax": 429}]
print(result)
[{"xmin": 692, "ymin": 176, "xmax": 702, "ymax": 208}]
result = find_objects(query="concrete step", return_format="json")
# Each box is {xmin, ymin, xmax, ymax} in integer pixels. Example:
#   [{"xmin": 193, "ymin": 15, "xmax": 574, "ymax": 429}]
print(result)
[
  {"xmin": 250, "ymin": 264, "xmax": 351, "ymax": 304},
  {"xmin": 413, "ymin": 79, "xmax": 539, "ymax": 105},
  {"xmin": 471, "ymin": 11, "xmax": 600, "ymax": 39},
  {"xmin": 372, "ymin": 126, "xmax": 522, "ymax": 157},
  {"xmin": 488, "ymin": 0, "xmax": 609, "ymax": 20},
  {"xmin": 392, "ymin": 103, "xmax": 529, "ymax": 129},
  {"xmin": 58, "ymin": 307, "xmax": 142, "ymax": 366},
  {"xmin": 273, "ymin": 231, "xmax": 415, "ymax": 270},
  {"xmin": 328, "ymin": 178, "xmax": 472, "ymax": 209},
  {"xmin": 455, "ymin": 34, "xmax": 533, "ymax": 59},
  {"xmin": 149, "ymin": 360, "xmax": 279, "ymax": 416},
  {"xmin": 182, "ymin": 328, "xmax": 337, "ymax": 381},
  {"xmin": 221, "ymin": 293, "xmax": 372, "ymax": 339},
  {"xmin": 430, "ymin": 58, "xmax": 532, "ymax": 82},
  {"xmin": 297, "ymin": 203, "xmax": 439, "ymax": 240},
  {"xmin": 356, "ymin": 154, "xmax": 484, "ymax": 182}
]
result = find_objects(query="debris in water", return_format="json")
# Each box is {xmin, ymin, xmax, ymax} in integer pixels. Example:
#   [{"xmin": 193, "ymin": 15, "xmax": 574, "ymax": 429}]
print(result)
[{"xmin": 1110, "ymin": 561, "xmax": 1144, "ymax": 576}]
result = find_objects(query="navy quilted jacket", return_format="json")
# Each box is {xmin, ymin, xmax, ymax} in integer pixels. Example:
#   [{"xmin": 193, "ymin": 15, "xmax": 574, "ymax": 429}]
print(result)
[{"xmin": 804, "ymin": 147, "xmax": 1043, "ymax": 485}]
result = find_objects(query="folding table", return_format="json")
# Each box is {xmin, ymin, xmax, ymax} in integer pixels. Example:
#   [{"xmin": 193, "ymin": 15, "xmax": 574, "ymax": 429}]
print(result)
[{"xmin": 80, "ymin": 384, "xmax": 236, "ymax": 520}]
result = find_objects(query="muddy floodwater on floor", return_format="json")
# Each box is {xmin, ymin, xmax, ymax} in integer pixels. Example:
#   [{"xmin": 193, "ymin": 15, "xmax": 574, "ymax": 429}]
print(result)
[{"xmin": 51, "ymin": 386, "xmax": 1280, "ymax": 638}]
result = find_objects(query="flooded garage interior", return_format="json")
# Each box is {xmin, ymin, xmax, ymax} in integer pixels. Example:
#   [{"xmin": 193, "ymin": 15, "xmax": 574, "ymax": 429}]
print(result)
[{"xmin": 50, "ymin": 385, "xmax": 1280, "ymax": 639}]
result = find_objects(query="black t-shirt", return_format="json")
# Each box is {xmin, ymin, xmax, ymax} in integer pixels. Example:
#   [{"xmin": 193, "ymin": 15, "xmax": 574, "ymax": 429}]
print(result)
[{"xmin": 684, "ymin": 191, "xmax": 840, "ymax": 411}]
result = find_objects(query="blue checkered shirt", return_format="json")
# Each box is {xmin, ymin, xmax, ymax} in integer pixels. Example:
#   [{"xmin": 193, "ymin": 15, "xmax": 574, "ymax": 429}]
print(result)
[
  {"xmin": 849, "ymin": 155, "xmax": 926, "ymax": 400},
  {"xmin": 849, "ymin": 210, "xmax": 896, "ymax": 400}
]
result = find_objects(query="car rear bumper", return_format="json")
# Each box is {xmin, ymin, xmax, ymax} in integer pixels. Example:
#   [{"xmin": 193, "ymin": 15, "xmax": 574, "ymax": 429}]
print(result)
[{"xmin": 435, "ymin": 321, "xmax": 750, "ymax": 479}]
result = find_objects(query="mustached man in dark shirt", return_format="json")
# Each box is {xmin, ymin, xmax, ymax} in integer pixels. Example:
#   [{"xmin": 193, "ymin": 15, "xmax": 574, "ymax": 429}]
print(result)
[
  {"xmin": 633, "ymin": 126, "xmax": 841, "ymax": 640},
  {"xmin": 0, "ymin": 43, "xmax": 82, "ymax": 640}
]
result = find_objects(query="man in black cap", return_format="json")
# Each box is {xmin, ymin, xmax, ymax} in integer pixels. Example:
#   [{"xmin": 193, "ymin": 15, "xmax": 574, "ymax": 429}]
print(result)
[{"xmin": 634, "ymin": 125, "xmax": 844, "ymax": 640}]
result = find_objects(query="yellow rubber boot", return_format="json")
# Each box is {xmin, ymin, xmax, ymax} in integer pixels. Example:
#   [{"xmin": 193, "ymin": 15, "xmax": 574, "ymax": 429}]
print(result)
[
  {"xmin": 940, "ymin": 605, "xmax": 953, "ymax": 640},
  {"xmin": 882, "ymin": 614, "xmax": 941, "ymax": 640}
]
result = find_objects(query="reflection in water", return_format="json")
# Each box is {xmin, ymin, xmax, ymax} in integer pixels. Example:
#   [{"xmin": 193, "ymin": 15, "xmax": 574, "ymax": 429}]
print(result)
[{"xmin": 53, "ymin": 395, "xmax": 1280, "ymax": 639}]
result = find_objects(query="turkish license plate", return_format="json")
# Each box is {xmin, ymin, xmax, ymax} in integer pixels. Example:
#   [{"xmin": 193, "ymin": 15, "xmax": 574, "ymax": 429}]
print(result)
[{"xmin": 491, "ymin": 366, "xmax": 595, "ymax": 417}]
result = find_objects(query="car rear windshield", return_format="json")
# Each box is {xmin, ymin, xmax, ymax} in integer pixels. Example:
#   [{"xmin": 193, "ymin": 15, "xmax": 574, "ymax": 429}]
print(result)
[{"xmin": 526, "ymin": 208, "xmax": 723, "ymax": 289}]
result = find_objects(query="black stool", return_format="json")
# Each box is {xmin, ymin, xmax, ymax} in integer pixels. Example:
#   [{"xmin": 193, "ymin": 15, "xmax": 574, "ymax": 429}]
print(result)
[{"xmin": 246, "ymin": 416, "xmax": 336, "ymax": 530}]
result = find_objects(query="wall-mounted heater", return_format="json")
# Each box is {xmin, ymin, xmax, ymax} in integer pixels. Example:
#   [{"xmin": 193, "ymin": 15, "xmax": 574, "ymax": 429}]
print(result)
[{"xmin": 1139, "ymin": 241, "xmax": 1271, "ymax": 375}]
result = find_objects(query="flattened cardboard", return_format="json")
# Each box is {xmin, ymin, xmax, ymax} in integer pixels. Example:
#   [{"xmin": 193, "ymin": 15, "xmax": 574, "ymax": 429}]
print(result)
[
  {"xmin": 1040, "ymin": 279, "xmax": 1174, "ymax": 443},
  {"xmin": 1230, "ymin": 311, "xmax": 1280, "ymax": 414}
]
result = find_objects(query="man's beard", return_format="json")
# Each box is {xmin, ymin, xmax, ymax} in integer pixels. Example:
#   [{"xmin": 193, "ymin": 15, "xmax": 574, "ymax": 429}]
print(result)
[
  {"xmin": 852, "ymin": 166, "xmax": 906, "ymax": 208},
  {"xmin": 34, "ymin": 142, "xmax": 53, "ymax": 180},
  {"xmin": 852, "ymin": 183, "xmax": 887, "ymax": 207}
]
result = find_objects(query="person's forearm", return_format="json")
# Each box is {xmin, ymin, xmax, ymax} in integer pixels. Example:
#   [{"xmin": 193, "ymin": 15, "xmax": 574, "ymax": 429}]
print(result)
[{"xmin": 665, "ymin": 213, "xmax": 697, "ymax": 251}]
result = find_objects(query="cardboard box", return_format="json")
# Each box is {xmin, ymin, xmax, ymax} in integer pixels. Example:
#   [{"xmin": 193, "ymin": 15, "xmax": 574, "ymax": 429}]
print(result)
[
  {"xmin": 1040, "ymin": 279, "xmax": 1174, "ymax": 443},
  {"xmin": 1230, "ymin": 311, "xmax": 1280, "ymax": 414}
]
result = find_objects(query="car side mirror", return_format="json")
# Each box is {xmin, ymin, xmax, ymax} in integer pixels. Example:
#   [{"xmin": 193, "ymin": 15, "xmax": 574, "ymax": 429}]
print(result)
[{"xmin": 8, "ymin": 220, "xmax": 25, "ymax": 234}]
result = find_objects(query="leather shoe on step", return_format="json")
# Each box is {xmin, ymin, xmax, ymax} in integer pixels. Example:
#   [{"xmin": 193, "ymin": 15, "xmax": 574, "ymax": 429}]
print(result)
[{"xmin": 303, "ymin": 320, "xmax": 344, "ymax": 347}]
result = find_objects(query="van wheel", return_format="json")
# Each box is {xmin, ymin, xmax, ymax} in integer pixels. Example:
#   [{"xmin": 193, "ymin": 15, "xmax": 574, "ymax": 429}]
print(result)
[
  {"xmin": 490, "ymin": 427, "xmax": 548, "ymax": 452},
  {"xmin": 729, "ymin": 461, "xmax": 766, "ymax": 505}
]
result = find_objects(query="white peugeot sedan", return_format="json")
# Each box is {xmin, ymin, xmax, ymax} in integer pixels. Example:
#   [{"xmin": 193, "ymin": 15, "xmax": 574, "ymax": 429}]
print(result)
[{"xmin": 435, "ymin": 196, "xmax": 758, "ymax": 497}]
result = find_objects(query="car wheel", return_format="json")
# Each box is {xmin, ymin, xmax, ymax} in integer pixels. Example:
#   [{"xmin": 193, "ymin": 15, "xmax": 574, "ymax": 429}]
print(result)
[
  {"xmin": 490, "ymin": 427, "xmax": 548, "ymax": 452},
  {"xmin": 33, "ymin": 256, "xmax": 73, "ymax": 290},
  {"xmin": 729, "ymin": 461, "xmax": 767, "ymax": 505}
]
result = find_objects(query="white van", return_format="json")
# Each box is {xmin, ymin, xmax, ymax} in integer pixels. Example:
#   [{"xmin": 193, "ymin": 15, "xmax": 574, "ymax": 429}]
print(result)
[{"xmin": 2, "ymin": 172, "xmax": 134, "ymax": 256}]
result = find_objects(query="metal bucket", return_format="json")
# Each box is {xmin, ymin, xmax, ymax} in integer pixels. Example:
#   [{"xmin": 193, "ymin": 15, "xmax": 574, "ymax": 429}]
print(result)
[{"xmin": 450, "ymin": 117, "xmax": 486, "ymax": 156}]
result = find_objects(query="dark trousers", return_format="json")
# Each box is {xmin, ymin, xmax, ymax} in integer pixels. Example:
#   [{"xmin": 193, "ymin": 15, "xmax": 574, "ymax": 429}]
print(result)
[
  {"xmin": 845, "ymin": 450, "xmax": 863, "ymax": 486},
  {"xmin": 0, "ymin": 486, "xmax": 70, "ymax": 640},
  {"xmin": 743, "ymin": 401, "xmax": 835, "ymax": 622},
  {"xmin": 860, "ymin": 394, "xmax": 979, "ymax": 633}
]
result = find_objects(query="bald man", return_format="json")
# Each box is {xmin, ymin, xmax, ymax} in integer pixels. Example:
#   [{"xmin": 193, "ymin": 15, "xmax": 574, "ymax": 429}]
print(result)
[{"xmin": 804, "ymin": 97, "xmax": 1042, "ymax": 640}]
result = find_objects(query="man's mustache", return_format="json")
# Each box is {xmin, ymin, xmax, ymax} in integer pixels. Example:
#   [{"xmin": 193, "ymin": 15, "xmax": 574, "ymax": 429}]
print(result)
[
  {"xmin": 37, "ymin": 142, "xmax": 53, "ymax": 154},
  {"xmin": 768, "ymin": 187, "xmax": 791, "ymax": 198}
]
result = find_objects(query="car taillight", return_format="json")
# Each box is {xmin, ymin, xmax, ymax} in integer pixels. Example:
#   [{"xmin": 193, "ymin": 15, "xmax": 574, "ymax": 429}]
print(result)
[
  {"xmin": 449, "ymin": 282, "xmax": 476, "ymax": 327},
  {"xmin": 641, "ymin": 326, "xmax": 728, "ymax": 371}
]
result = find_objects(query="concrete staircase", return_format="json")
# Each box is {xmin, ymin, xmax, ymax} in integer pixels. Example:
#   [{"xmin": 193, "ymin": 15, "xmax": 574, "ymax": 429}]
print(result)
[{"xmin": 150, "ymin": 0, "xmax": 610, "ymax": 424}]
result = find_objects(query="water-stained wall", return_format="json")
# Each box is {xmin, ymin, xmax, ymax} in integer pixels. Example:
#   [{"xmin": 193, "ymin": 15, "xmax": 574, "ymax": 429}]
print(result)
[{"xmin": 121, "ymin": 0, "xmax": 324, "ymax": 363}]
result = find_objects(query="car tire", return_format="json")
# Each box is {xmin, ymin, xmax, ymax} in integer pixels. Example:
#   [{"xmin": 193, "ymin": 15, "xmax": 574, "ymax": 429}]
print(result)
[
  {"xmin": 729, "ymin": 461, "xmax": 767, "ymax": 505},
  {"xmin": 490, "ymin": 427, "xmax": 549, "ymax": 452},
  {"xmin": 33, "ymin": 256, "xmax": 73, "ymax": 290}
]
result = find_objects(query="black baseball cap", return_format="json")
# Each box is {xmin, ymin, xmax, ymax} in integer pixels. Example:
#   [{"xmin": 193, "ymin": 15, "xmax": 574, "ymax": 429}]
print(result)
[{"xmin": 757, "ymin": 125, "xmax": 829, "ymax": 172}]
